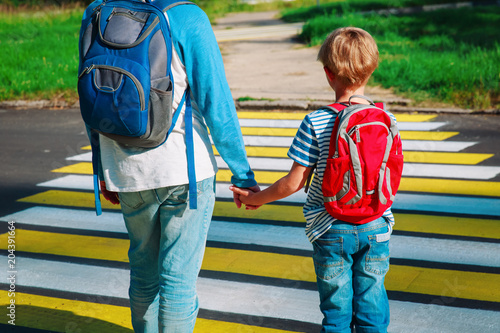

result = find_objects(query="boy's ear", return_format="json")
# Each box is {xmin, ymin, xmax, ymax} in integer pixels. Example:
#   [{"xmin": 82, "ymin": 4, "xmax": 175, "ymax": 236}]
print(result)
[{"xmin": 323, "ymin": 66, "xmax": 335, "ymax": 82}]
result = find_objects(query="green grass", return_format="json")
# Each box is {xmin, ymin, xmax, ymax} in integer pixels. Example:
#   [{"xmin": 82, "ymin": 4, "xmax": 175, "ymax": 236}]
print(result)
[
  {"xmin": 281, "ymin": 0, "xmax": 475, "ymax": 22},
  {"xmin": 0, "ymin": 1, "xmax": 498, "ymax": 109},
  {"xmin": 237, "ymin": 96, "xmax": 275, "ymax": 102},
  {"xmin": 0, "ymin": 7, "xmax": 82, "ymax": 101},
  {"xmin": 283, "ymin": 2, "xmax": 500, "ymax": 109},
  {"xmin": 0, "ymin": 1, "xmax": 341, "ymax": 102}
]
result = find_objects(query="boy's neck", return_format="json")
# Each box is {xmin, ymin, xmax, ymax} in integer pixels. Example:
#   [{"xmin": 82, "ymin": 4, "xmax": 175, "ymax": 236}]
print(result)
[{"xmin": 335, "ymin": 85, "xmax": 368, "ymax": 105}]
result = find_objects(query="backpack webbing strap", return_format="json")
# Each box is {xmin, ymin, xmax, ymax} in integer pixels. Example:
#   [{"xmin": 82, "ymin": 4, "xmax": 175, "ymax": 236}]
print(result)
[
  {"xmin": 304, "ymin": 104, "xmax": 340, "ymax": 193},
  {"xmin": 183, "ymin": 87, "xmax": 197, "ymax": 209},
  {"xmin": 151, "ymin": 0, "xmax": 195, "ymax": 12},
  {"xmin": 90, "ymin": 130, "xmax": 103, "ymax": 216},
  {"xmin": 89, "ymin": 87, "xmax": 191, "ymax": 216}
]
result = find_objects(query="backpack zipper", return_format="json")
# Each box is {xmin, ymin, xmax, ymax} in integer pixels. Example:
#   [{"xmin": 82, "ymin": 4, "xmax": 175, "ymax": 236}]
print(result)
[
  {"xmin": 78, "ymin": 64, "xmax": 145, "ymax": 111},
  {"xmin": 347, "ymin": 122, "xmax": 389, "ymax": 143},
  {"xmin": 108, "ymin": 10, "xmax": 148, "ymax": 23}
]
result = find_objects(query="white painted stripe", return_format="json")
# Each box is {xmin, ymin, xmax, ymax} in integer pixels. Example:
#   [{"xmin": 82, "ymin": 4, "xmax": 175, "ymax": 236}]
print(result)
[
  {"xmin": 241, "ymin": 137, "xmax": 475, "ymax": 152},
  {"xmin": 239, "ymin": 118, "xmax": 302, "ymax": 128},
  {"xmin": 390, "ymin": 235, "xmax": 500, "ymax": 267},
  {"xmin": 388, "ymin": 300, "xmax": 500, "ymax": 333},
  {"xmin": 59, "ymin": 155, "xmax": 500, "ymax": 180},
  {"xmin": 237, "ymin": 118, "xmax": 447, "ymax": 131},
  {"xmin": 402, "ymin": 163, "xmax": 500, "ymax": 179},
  {"xmin": 216, "ymin": 157, "xmax": 500, "ymax": 179},
  {"xmin": 34, "ymin": 175, "xmax": 500, "ymax": 217},
  {"xmin": 66, "ymin": 140, "xmax": 477, "ymax": 159},
  {"xmin": 1, "ymin": 206, "xmax": 126, "ymax": 233},
  {"xmin": 38, "ymin": 175, "xmax": 94, "ymax": 190},
  {"xmin": 243, "ymin": 136, "xmax": 294, "ymax": 147},
  {"xmin": 4, "ymin": 255, "xmax": 499, "ymax": 331},
  {"xmin": 393, "ymin": 193, "xmax": 500, "ymax": 217},
  {"xmin": 402, "ymin": 140, "xmax": 477, "ymax": 152},
  {"xmin": 216, "ymin": 185, "xmax": 500, "ymax": 217},
  {"xmin": 3, "ymin": 206, "xmax": 500, "ymax": 268},
  {"xmin": 241, "ymin": 137, "xmax": 477, "ymax": 152},
  {"xmin": 6, "ymin": 255, "xmax": 321, "ymax": 324},
  {"xmin": 67, "ymin": 152, "xmax": 92, "ymax": 161}
]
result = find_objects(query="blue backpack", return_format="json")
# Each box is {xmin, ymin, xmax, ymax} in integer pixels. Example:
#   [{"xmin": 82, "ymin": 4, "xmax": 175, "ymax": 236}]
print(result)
[{"xmin": 78, "ymin": 0, "xmax": 197, "ymax": 215}]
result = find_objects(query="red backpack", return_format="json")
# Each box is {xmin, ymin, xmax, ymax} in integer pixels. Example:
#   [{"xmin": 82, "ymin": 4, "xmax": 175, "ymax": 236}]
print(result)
[{"xmin": 322, "ymin": 95, "xmax": 404, "ymax": 224}]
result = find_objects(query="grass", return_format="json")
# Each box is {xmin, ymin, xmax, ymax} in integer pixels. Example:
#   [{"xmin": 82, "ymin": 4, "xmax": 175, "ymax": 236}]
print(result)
[
  {"xmin": 0, "ymin": 0, "xmax": 498, "ymax": 109},
  {"xmin": 282, "ymin": 1, "xmax": 500, "ymax": 109},
  {"xmin": 281, "ymin": 0, "xmax": 479, "ymax": 22},
  {"xmin": 237, "ymin": 96, "xmax": 276, "ymax": 102},
  {"xmin": 0, "ymin": 0, "xmax": 340, "ymax": 103},
  {"xmin": 0, "ymin": 6, "xmax": 82, "ymax": 101}
]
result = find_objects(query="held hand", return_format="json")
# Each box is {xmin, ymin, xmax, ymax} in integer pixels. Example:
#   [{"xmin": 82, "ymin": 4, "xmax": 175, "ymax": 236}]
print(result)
[
  {"xmin": 230, "ymin": 185, "xmax": 262, "ymax": 210},
  {"xmin": 100, "ymin": 181, "xmax": 120, "ymax": 205},
  {"xmin": 244, "ymin": 185, "xmax": 261, "ymax": 210},
  {"xmin": 232, "ymin": 186, "xmax": 243, "ymax": 209}
]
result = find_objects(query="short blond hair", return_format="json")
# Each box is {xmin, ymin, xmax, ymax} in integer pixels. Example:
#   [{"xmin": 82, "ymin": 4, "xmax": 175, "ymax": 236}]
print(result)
[{"xmin": 318, "ymin": 27, "xmax": 379, "ymax": 88}]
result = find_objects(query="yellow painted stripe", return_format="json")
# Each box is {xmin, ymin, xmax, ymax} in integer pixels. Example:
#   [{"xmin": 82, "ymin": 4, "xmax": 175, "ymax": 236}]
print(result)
[
  {"xmin": 241, "ymin": 127, "xmax": 298, "ymax": 137},
  {"xmin": 239, "ymin": 128, "xmax": 458, "ymax": 140},
  {"xmin": 81, "ymin": 128, "xmax": 453, "ymax": 148},
  {"xmin": 1, "ymin": 231, "xmax": 499, "ymax": 303},
  {"xmin": 214, "ymin": 200, "xmax": 305, "ymax": 223},
  {"xmin": 52, "ymin": 162, "xmax": 92, "ymax": 174},
  {"xmin": 215, "ymin": 146, "xmax": 492, "ymax": 164},
  {"xmin": 385, "ymin": 265, "xmax": 500, "ymax": 303},
  {"xmin": 17, "ymin": 190, "xmax": 500, "ymax": 239},
  {"xmin": 400, "ymin": 177, "xmax": 500, "ymax": 197},
  {"xmin": 402, "ymin": 151, "xmax": 493, "ymax": 164},
  {"xmin": 8, "ymin": 229, "xmax": 130, "ymax": 262},
  {"xmin": 18, "ymin": 189, "xmax": 120, "ymax": 210},
  {"xmin": 237, "ymin": 111, "xmax": 308, "ymax": 120},
  {"xmin": 0, "ymin": 291, "xmax": 297, "ymax": 333},
  {"xmin": 399, "ymin": 130, "xmax": 458, "ymax": 141},
  {"xmin": 394, "ymin": 214, "xmax": 500, "ymax": 239},
  {"xmin": 237, "ymin": 112, "xmax": 436, "ymax": 122},
  {"xmin": 0, "ymin": 291, "xmax": 132, "ymax": 332},
  {"xmin": 215, "ymin": 170, "xmax": 500, "ymax": 197},
  {"xmin": 54, "ymin": 149, "xmax": 493, "ymax": 176}
]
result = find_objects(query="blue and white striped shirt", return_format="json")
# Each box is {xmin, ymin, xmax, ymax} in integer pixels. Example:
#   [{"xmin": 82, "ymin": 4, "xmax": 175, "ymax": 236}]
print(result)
[{"xmin": 287, "ymin": 107, "xmax": 395, "ymax": 243}]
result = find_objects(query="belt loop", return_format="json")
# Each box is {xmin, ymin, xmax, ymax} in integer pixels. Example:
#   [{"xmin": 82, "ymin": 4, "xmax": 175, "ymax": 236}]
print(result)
[{"xmin": 376, "ymin": 220, "xmax": 393, "ymax": 243}]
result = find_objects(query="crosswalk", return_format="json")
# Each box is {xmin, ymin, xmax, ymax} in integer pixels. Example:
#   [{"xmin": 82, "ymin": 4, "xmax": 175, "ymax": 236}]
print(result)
[{"xmin": 1, "ymin": 111, "xmax": 500, "ymax": 332}]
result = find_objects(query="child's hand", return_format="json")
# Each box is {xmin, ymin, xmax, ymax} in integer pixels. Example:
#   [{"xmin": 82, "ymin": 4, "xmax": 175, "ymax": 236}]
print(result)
[
  {"xmin": 230, "ymin": 185, "xmax": 261, "ymax": 210},
  {"xmin": 100, "ymin": 181, "xmax": 120, "ymax": 205}
]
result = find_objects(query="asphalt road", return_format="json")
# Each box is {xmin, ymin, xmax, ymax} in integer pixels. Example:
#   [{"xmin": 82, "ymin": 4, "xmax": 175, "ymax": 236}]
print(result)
[
  {"xmin": 1, "ymin": 108, "xmax": 499, "ymax": 219},
  {"xmin": 0, "ymin": 108, "xmax": 88, "ymax": 217},
  {"xmin": 0, "ymin": 107, "xmax": 499, "ymax": 332}
]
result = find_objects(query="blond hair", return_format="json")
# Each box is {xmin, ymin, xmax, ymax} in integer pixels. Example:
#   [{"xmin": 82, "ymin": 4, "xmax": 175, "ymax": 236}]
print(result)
[{"xmin": 318, "ymin": 27, "xmax": 379, "ymax": 88}]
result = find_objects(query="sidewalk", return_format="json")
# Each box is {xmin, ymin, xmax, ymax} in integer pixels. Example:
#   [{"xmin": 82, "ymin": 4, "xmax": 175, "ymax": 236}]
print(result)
[
  {"xmin": 0, "ymin": 9, "xmax": 488, "ymax": 113},
  {"xmin": 214, "ymin": 11, "xmax": 410, "ymax": 109},
  {"xmin": 212, "ymin": 11, "xmax": 482, "ymax": 114}
]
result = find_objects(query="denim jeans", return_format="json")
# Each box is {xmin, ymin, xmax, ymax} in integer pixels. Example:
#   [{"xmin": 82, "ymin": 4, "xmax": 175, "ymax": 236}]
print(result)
[
  {"xmin": 118, "ymin": 176, "xmax": 216, "ymax": 333},
  {"xmin": 312, "ymin": 217, "xmax": 391, "ymax": 333}
]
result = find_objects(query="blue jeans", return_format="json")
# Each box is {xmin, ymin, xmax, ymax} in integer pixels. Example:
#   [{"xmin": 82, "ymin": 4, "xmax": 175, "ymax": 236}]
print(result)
[
  {"xmin": 312, "ymin": 218, "xmax": 391, "ymax": 333},
  {"xmin": 118, "ymin": 176, "xmax": 216, "ymax": 333}
]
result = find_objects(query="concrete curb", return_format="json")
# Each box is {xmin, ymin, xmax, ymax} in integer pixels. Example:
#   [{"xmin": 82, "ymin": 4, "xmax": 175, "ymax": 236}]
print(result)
[
  {"xmin": 1, "ymin": 99, "xmax": 499, "ymax": 115},
  {"xmin": 0, "ymin": 100, "xmax": 79, "ymax": 110},
  {"xmin": 235, "ymin": 99, "xmax": 500, "ymax": 115}
]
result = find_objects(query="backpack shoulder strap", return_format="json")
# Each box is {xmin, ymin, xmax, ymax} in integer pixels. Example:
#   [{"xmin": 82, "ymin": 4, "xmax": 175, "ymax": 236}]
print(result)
[
  {"xmin": 151, "ymin": 0, "xmax": 195, "ymax": 11},
  {"xmin": 304, "ymin": 103, "xmax": 344, "ymax": 193},
  {"xmin": 325, "ymin": 103, "xmax": 348, "ymax": 112}
]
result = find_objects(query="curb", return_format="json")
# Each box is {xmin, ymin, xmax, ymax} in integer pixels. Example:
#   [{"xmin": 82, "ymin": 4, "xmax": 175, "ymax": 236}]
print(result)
[
  {"xmin": 0, "ymin": 100, "xmax": 79, "ymax": 110},
  {"xmin": 235, "ymin": 99, "xmax": 500, "ymax": 115},
  {"xmin": 1, "ymin": 99, "xmax": 499, "ymax": 115}
]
